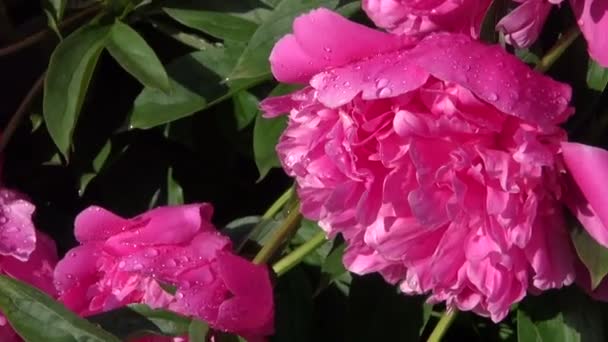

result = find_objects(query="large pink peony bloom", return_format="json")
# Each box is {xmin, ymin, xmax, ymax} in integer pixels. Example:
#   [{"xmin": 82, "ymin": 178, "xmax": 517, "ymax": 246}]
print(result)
[
  {"xmin": 54, "ymin": 204, "xmax": 274, "ymax": 340},
  {"xmin": 0, "ymin": 230, "xmax": 59, "ymax": 341},
  {"xmin": 362, "ymin": 0, "xmax": 492, "ymax": 38},
  {"xmin": 262, "ymin": 8, "xmax": 576, "ymax": 321},
  {"xmin": 497, "ymin": 0, "xmax": 608, "ymax": 67}
]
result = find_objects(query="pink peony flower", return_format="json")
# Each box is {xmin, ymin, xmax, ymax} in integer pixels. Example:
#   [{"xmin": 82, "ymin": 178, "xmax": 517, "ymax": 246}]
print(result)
[
  {"xmin": 54, "ymin": 204, "xmax": 274, "ymax": 340},
  {"xmin": 362, "ymin": 0, "xmax": 492, "ymax": 38},
  {"xmin": 0, "ymin": 230, "xmax": 59, "ymax": 341},
  {"xmin": 497, "ymin": 0, "xmax": 608, "ymax": 67},
  {"xmin": 262, "ymin": 8, "xmax": 576, "ymax": 321},
  {"xmin": 0, "ymin": 189, "xmax": 38, "ymax": 262}
]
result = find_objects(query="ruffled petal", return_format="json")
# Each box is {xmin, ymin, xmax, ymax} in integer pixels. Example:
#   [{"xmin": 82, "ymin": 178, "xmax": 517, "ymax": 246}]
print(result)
[
  {"xmin": 496, "ymin": 0, "xmax": 553, "ymax": 48},
  {"xmin": 408, "ymin": 33, "xmax": 572, "ymax": 126},
  {"xmin": 269, "ymin": 8, "xmax": 411, "ymax": 83},
  {"xmin": 74, "ymin": 206, "xmax": 129, "ymax": 243},
  {"xmin": 562, "ymin": 142, "xmax": 608, "ymax": 247},
  {"xmin": 571, "ymin": 0, "xmax": 608, "ymax": 67},
  {"xmin": 0, "ymin": 189, "xmax": 36, "ymax": 261}
]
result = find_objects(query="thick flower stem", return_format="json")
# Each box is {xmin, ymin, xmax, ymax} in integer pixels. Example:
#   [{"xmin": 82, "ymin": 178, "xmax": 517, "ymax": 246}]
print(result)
[
  {"xmin": 427, "ymin": 310, "xmax": 458, "ymax": 342},
  {"xmin": 252, "ymin": 202, "xmax": 302, "ymax": 265},
  {"xmin": 535, "ymin": 26, "xmax": 581, "ymax": 72},
  {"xmin": 272, "ymin": 231, "xmax": 327, "ymax": 277}
]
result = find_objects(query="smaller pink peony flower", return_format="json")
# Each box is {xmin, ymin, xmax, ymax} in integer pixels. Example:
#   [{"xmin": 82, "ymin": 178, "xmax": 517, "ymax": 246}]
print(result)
[
  {"xmin": 362, "ymin": 0, "xmax": 492, "ymax": 38},
  {"xmin": 0, "ymin": 188, "xmax": 38, "ymax": 262},
  {"xmin": 0, "ymin": 230, "xmax": 59, "ymax": 341},
  {"xmin": 497, "ymin": 0, "xmax": 608, "ymax": 67},
  {"xmin": 54, "ymin": 204, "xmax": 274, "ymax": 340}
]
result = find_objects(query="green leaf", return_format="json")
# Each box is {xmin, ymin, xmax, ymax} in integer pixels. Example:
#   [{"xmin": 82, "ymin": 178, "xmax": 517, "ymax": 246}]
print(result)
[
  {"xmin": 586, "ymin": 59, "xmax": 608, "ymax": 92},
  {"xmin": 228, "ymin": 0, "xmax": 340, "ymax": 80},
  {"xmin": 87, "ymin": 304, "xmax": 191, "ymax": 339},
  {"xmin": 163, "ymin": 8, "xmax": 259, "ymax": 42},
  {"xmin": 129, "ymin": 44, "xmax": 265, "ymax": 129},
  {"xmin": 260, "ymin": 0, "xmax": 281, "ymax": 7},
  {"xmin": 78, "ymin": 139, "xmax": 112, "ymax": 195},
  {"xmin": 253, "ymin": 84, "xmax": 299, "ymax": 180},
  {"xmin": 336, "ymin": 1, "xmax": 361, "ymax": 17},
  {"xmin": 106, "ymin": 20, "xmax": 171, "ymax": 92},
  {"xmin": 291, "ymin": 219, "xmax": 333, "ymax": 266},
  {"xmin": 43, "ymin": 23, "xmax": 110, "ymax": 158},
  {"xmin": 517, "ymin": 287, "xmax": 606, "ymax": 342},
  {"xmin": 571, "ymin": 224, "xmax": 608, "ymax": 290},
  {"xmin": 347, "ymin": 274, "xmax": 428, "ymax": 342},
  {"xmin": 43, "ymin": 0, "xmax": 67, "ymax": 37},
  {"xmin": 0, "ymin": 275, "xmax": 120, "ymax": 342},
  {"xmin": 232, "ymin": 91, "xmax": 259, "ymax": 130},
  {"xmin": 167, "ymin": 167, "xmax": 184, "ymax": 205},
  {"xmin": 188, "ymin": 319, "xmax": 209, "ymax": 341}
]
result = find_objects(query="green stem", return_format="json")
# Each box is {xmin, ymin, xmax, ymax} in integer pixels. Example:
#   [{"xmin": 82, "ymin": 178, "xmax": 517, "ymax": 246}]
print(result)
[
  {"xmin": 272, "ymin": 231, "xmax": 327, "ymax": 276},
  {"xmin": 252, "ymin": 202, "xmax": 302, "ymax": 264},
  {"xmin": 262, "ymin": 187, "xmax": 294, "ymax": 220},
  {"xmin": 427, "ymin": 310, "xmax": 458, "ymax": 342},
  {"xmin": 535, "ymin": 26, "xmax": 581, "ymax": 72}
]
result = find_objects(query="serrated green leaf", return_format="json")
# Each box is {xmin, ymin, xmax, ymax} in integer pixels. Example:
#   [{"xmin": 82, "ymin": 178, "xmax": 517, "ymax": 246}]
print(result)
[
  {"xmin": 163, "ymin": 8, "xmax": 258, "ymax": 42},
  {"xmin": 571, "ymin": 224, "xmax": 608, "ymax": 290},
  {"xmin": 228, "ymin": 0, "xmax": 340, "ymax": 80},
  {"xmin": 0, "ymin": 275, "xmax": 121, "ymax": 342},
  {"xmin": 87, "ymin": 304, "xmax": 191, "ymax": 339},
  {"xmin": 106, "ymin": 20, "xmax": 170, "ymax": 92},
  {"xmin": 43, "ymin": 23, "xmax": 110, "ymax": 158},
  {"xmin": 232, "ymin": 91, "xmax": 259, "ymax": 130},
  {"xmin": 586, "ymin": 59, "xmax": 608, "ymax": 92},
  {"xmin": 253, "ymin": 84, "xmax": 299, "ymax": 180},
  {"xmin": 129, "ymin": 44, "xmax": 265, "ymax": 129},
  {"xmin": 188, "ymin": 319, "xmax": 209, "ymax": 341}
]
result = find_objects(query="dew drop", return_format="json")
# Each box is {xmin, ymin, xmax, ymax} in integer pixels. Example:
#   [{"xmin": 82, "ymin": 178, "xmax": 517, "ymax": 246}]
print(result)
[
  {"xmin": 118, "ymin": 261, "xmax": 126, "ymax": 269},
  {"xmin": 376, "ymin": 78, "xmax": 389, "ymax": 88},
  {"xmin": 487, "ymin": 92, "xmax": 498, "ymax": 101},
  {"xmin": 324, "ymin": 46, "xmax": 332, "ymax": 53}
]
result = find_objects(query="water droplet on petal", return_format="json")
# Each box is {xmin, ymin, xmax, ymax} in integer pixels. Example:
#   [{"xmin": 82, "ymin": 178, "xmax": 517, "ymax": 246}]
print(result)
[
  {"xmin": 378, "ymin": 87, "xmax": 392, "ymax": 98},
  {"xmin": 487, "ymin": 92, "xmax": 498, "ymax": 101},
  {"xmin": 376, "ymin": 78, "xmax": 389, "ymax": 88}
]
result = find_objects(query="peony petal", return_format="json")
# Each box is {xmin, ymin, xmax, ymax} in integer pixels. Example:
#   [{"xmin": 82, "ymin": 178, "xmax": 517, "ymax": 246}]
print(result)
[
  {"xmin": 0, "ymin": 189, "xmax": 36, "ymax": 261},
  {"xmin": 310, "ymin": 50, "xmax": 429, "ymax": 108},
  {"xmin": 54, "ymin": 243, "xmax": 102, "ymax": 292},
  {"xmin": 269, "ymin": 8, "xmax": 411, "ymax": 83},
  {"xmin": 74, "ymin": 206, "xmax": 129, "ymax": 243},
  {"xmin": 571, "ymin": 0, "xmax": 608, "ymax": 67},
  {"xmin": 496, "ymin": 0, "xmax": 553, "ymax": 49},
  {"xmin": 408, "ymin": 33, "xmax": 572, "ymax": 126},
  {"xmin": 105, "ymin": 204, "xmax": 213, "ymax": 255},
  {"xmin": 562, "ymin": 142, "xmax": 608, "ymax": 247},
  {"xmin": 215, "ymin": 252, "xmax": 274, "ymax": 335}
]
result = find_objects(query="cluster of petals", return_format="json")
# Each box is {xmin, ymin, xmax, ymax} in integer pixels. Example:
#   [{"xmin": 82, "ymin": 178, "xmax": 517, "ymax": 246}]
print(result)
[
  {"xmin": 53, "ymin": 203, "xmax": 274, "ymax": 341},
  {"xmin": 497, "ymin": 0, "xmax": 607, "ymax": 66},
  {"xmin": 262, "ymin": 8, "xmax": 581, "ymax": 321},
  {"xmin": 0, "ymin": 188, "xmax": 58, "ymax": 340},
  {"xmin": 364, "ymin": 0, "xmax": 608, "ymax": 66},
  {"xmin": 362, "ymin": 0, "xmax": 492, "ymax": 38}
]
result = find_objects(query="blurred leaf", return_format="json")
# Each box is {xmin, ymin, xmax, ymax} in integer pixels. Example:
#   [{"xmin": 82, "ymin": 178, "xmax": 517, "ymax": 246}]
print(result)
[
  {"xmin": 228, "ymin": 0, "xmax": 340, "ymax": 80},
  {"xmin": 79, "ymin": 139, "xmax": 112, "ymax": 195},
  {"xmin": 130, "ymin": 44, "xmax": 264, "ymax": 129},
  {"xmin": 163, "ymin": 8, "xmax": 259, "ymax": 42},
  {"xmin": 321, "ymin": 242, "xmax": 352, "ymax": 295},
  {"xmin": 336, "ymin": 1, "xmax": 361, "ymax": 17},
  {"xmin": 261, "ymin": 0, "xmax": 281, "ymax": 7},
  {"xmin": 0, "ymin": 275, "xmax": 120, "ymax": 342},
  {"xmin": 571, "ymin": 224, "xmax": 608, "ymax": 290},
  {"xmin": 159, "ymin": 0, "xmax": 272, "ymax": 24},
  {"xmin": 167, "ymin": 167, "xmax": 184, "ymax": 205},
  {"xmin": 516, "ymin": 48, "xmax": 541, "ymax": 65},
  {"xmin": 224, "ymin": 215, "xmax": 262, "ymax": 248},
  {"xmin": 517, "ymin": 287, "xmax": 606, "ymax": 342},
  {"xmin": 188, "ymin": 319, "xmax": 209, "ymax": 341},
  {"xmin": 106, "ymin": 20, "xmax": 171, "ymax": 92},
  {"xmin": 43, "ymin": 0, "xmax": 67, "ymax": 37},
  {"xmin": 273, "ymin": 268, "xmax": 314, "ymax": 342},
  {"xmin": 43, "ymin": 23, "xmax": 110, "ymax": 158},
  {"xmin": 232, "ymin": 91, "xmax": 259, "ymax": 130},
  {"xmin": 253, "ymin": 84, "xmax": 299, "ymax": 180},
  {"xmin": 480, "ymin": 0, "xmax": 507, "ymax": 44},
  {"xmin": 347, "ymin": 274, "xmax": 428, "ymax": 341},
  {"xmin": 586, "ymin": 59, "xmax": 608, "ymax": 92},
  {"xmin": 87, "ymin": 304, "xmax": 191, "ymax": 339}
]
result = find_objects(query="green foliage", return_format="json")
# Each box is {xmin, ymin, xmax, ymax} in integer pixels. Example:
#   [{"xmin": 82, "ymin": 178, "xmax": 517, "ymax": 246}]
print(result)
[
  {"xmin": 0, "ymin": 275, "xmax": 121, "ymax": 342},
  {"xmin": 571, "ymin": 223, "xmax": 608, "ymax": 290}
]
